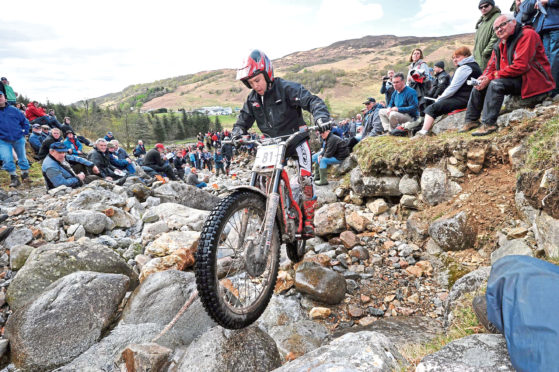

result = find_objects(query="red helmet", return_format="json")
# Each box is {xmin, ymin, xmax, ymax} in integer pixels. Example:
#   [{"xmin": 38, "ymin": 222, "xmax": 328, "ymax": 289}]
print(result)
[{"xmin": 236, "ymin": 49, "xmax": 274, "ymax": 88}]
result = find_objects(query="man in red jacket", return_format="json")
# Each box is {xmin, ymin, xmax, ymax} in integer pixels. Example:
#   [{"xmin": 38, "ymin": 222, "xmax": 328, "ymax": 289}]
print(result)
[{"xmin": 463, "ymin": 14, "xmax": 555, "ymax": 136}]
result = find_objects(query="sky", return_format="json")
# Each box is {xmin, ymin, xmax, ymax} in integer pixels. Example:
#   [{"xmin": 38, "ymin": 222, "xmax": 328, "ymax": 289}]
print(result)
[{"xmin": 0, "ymin": 0, "xmax": 514, "ymax": 104}]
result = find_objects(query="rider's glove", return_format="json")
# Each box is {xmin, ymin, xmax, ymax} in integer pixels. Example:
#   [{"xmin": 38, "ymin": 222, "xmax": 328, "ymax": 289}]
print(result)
[
  {"xmin": 231, "ymin": 126, "xmax": 244, "ymax": 140},
  {"xmin": 316, "ymin": 117, "xmax": 332, "ymax": 132}
]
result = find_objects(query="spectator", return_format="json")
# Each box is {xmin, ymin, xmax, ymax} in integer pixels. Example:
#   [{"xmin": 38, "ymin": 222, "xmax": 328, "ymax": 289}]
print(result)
[
  {"xmin": 59, "ymin": 117, "xmax": 75, "ymax": 136},
  {"xmin": 0, "ymin": 91, "xmax": 30, "ymax": 187},
  {"xmin": 465, "ymin": 14, "xmax": 554, "ymax": 136},
  {"xmin": 0, "ymin": 77, "xmax": 17, "ymax": 106},
  {"xmin": 186, "ymin": 167, "xmax": 208, "ymax": 188},
  {"xmin": 133, "ymin": 140, "xmax": 146, "ymax": 158},
  {"xmin": 380, "ymin": 70, "xmax": 395, "ymax": 103},
  {"xmin": 407, "ymin": 49, "xmax": 432, "ymax": 116},
  {"xmin": 104, "ymin": 131, "xmax": 115, "ymax": 142},
  {"xmin": 221, "ymin": 137, "xmax": 233, "ymax": 175},
  {"xmin": 415, "ymin": 47, "xmax": 482, "ymax": 136},
  {"xmin": 63, "ymin": 131, "xmax": 85, "ymax": 156},
  {"xmin": 15, "ymin": 103, "xmax": 25, "ymax": 114},
  {"xmin": 474, "ymin": 1, "xmax": 502, "ymax": 70},
  {"xmin": 41, "ymin": 124, "xmax": 50, "ymax": 137},
  {"xmin": 214, "ymin": 149, "xmax": 225, "ymax": 176},
  {"xmin": 379, "ymin": 73, "xmax": 419, "ymax": 131},
  {"xmin": 143, "ymin": 143, "xmax": 177, "ymax": 180},
  {"xmin": 42, "ymin": 142, "xmax": 101, "ymax": 190},
  {"xmin": 29, "ymin": 124, "xmax": 45, "ymax": 154},
  {"xmin": 312, "ymin": 128, "xmax": 349, "ymax": 186},
  {"xmin": 427, "ymin": 61, "xmax": 451, "ymax": 99},
  {"xmin": 110, "ymin": 140, "xmax": 130, "ymax": 161},
  {"xmin": 38, "ymin": 127, "xmax": 63, "ymax": 160},
  {"xmin": 188, "ymin": 149, "xmax": 197, "ymax": 168},
  {"xmin": 25, "ymin": 101, "xmax": 62, "ymax": 129},
  {"xmin": 87, "ymin": 138, "xmax": 122, "ymax": 180},
  {"xmin": 173, "ymin": 151, "xmax": 187, "ymax": 179},
  {"xmin": 361, "ymin": 97, "xmax": 385, "ymax": 137},
  {"xmin": 107, "ymin": 142, "xmax": 135, "ymax": 175},
  {"xmin": 203, "ymin": 148, "xmax": 213, "ymax": 172}
]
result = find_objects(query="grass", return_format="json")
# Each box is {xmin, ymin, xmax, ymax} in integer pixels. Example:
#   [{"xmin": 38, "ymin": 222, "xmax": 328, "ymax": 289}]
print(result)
[{"xmin": 521, "ymin": 116, "xmax": 559, "ymax": 173}]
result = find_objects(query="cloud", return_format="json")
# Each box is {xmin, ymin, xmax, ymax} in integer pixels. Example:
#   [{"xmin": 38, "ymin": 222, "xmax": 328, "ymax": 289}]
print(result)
[{"xmin": 318, "ymin": 0, "xmax": 383, "ymax": 24}]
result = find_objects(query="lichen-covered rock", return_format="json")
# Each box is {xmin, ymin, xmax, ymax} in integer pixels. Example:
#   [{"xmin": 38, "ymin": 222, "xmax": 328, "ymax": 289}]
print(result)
[
  {"xmin": 152, "ymin": 182, "xmax": 220, "ymax": 211},
  {"xmin": 314, "ymin": 202, "xmax": 346, "ymax": 237},
  {"xmin": 64, "ymin": 210, "xmax": 115, "ymax": 234},
  {"xmin": 421, "ymin": 168, "xmax": 461, "ymax": 206},
  {"xmin": 350, "ymin": 167, "xmax": 401, "ymax": 197},
  {"xmin": 429, "ymin": 211, "xmax": 477, "ymax": 251}
]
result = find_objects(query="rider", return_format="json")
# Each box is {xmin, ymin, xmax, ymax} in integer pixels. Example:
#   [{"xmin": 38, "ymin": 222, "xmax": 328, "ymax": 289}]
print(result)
[{"xmin": 232, "ymin": 49, "xmax": 332, "ymax": 238}]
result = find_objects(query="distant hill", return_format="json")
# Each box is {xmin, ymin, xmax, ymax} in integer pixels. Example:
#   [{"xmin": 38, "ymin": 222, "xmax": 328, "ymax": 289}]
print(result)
[{"xmin": 82, "ymin": 33, "xmax": 474, "ymax": 117}]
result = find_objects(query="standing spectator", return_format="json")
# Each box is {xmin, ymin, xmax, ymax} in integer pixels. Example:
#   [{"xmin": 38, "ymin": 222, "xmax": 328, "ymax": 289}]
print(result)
[
  {"xmin": 379, "ymin": 73, "xmax": 419, "ymax": 131},
  {"xmin": 203, "ymin": 148, "xmax": 213, "ymax": 172},
  {"xmin": 38, "ymin": 128, "xmax": 63, "ymax": 160},
  {"xmin": 474, "ymin": 1, "xmax": 502, "ymax": 70},
  {"xmin": 465, "ymin": 14, "xmax": 554, "ymax": 136},
  {"xmin": 407, "ymin": 49, "xmax": 432, "ymax": 116},
  {"xmin": 407, "ymin": 49, "xmax": 431, "ymax": 85},
  {"xmin": 221, "ymin": 137, "xmax": 233, "ymax": 175},
  {"xmin": 29, "ymin": 124, "xmax": 45, "ymax": 154},
  {"xmin": 214, "ymin": 149, "xmax": 225, "ymax": 176},
  {"xmin": 143, "ymin": 143, "xmax": 177, "ymax": 180},
  {"xmin": 380, "ymin": 70, "xmax": 395, "ymax": 103},
  {"xmin": 427, "ymin": 61, "xmax": 451, "ymax": 99},
  {"xmin": 0, "ymin": 91, "xmax": 30, "ymax": 187},
  {"xmin": 0, "ymin": 77, "xmax": 17, "ymax": 106}
]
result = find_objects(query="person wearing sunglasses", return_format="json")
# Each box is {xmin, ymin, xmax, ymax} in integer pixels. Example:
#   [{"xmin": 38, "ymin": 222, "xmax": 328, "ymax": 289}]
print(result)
[
  {"xmin": 464, "ymin": 14, "xmax": 555, "ymax": 136},
  {"xmin": 474, "ymin": 1, "xmax": 502, "ymax": 70}
]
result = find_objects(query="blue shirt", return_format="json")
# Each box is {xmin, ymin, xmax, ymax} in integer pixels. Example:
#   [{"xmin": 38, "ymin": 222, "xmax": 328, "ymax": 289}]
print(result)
[{"xmin": 388, "ymin": 86, "xmax": 419, "ymax": 119}]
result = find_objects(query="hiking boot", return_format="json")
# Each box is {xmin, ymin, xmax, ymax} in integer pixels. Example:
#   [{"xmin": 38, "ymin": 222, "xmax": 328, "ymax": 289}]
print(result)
[
  {"xmin": 472, "ymin": 124, "xmax": 498, "ymax": 137},
  {"xmin": 21, "ymin": 172, "xmax": 31, "ymax": 183},
  {"xmin": 314, "ymin": 168, "xmax": 329, "ymax": 186},
  {"xmin": 472, "ymin": 295, "xmax": 500, "ymax": 334},
  {"xmin": 9, "ymin": 175, "xmax": 20, "ymax": 188},
  {"xmin": 458, "ymin": 121, "xmax": 481, "ymax": 133},
  {"xmin": 302, "ymin": 199, "xmax": 316, "ymax": 238}
]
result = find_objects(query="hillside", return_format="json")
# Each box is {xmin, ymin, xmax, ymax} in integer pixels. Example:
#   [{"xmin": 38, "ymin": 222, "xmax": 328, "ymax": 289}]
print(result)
[{"xmin": 86, "ymin": 33, "xmax": 474, "ymax": 117}]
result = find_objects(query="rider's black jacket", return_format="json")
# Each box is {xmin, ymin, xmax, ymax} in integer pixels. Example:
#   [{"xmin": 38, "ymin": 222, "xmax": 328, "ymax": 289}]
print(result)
[{"xmin": 233, "ymin": 78, "xmax": 330, "ymax": 139}]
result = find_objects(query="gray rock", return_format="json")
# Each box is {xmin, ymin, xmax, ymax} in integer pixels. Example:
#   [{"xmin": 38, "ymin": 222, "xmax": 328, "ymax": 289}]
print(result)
[
  {"xmin": 120, "ymin": 270, "xmax": 215, "ymax": 345},
  {"xmin": 145, "ymin": 196, "xmax": 161, "ymax": 207},
  {"xmin": 314, "ymin": 183, "xmax": 339, "ymax": 209},
  {"xmin": 407, "ymin": 212, "xmax": 429, "ymax": 242},
  {"xmin": 425, "ymin": 238, "xmax": 443, "ymax": 256},
  {"xmin": 6, "ymin": 271, "xmax": 129, "ymax": 371},
  {"xmin": 273, "ymin": 331, "xmax": 408, "ymax": 371},
  {"xmin": 153, "ymin": 182, "xmax": 220, "ymax": 210},
  {"xmin": 73, "ymin": 225, "xmax": 86, "ymax": 240},
  {"xmin": 7, "ymin": 241, "xmax": 139, "ymax": 311},
  {"xmin": 127, "ymin": 183, "xmax": 151, "ymax": 202},
  {"xmin": 4, "ymin": 228, "xmax": 33, "ymax": 249},
  {"xmin": 332, "ymin": 155, "xmax": 357, "ymax": 176},
  {"xmin": 445, "ymin": 266, "xmax": 491, "ymax": 326},
  {"xmin": 399, "ymin": 174, "xmax": 420, "ymax": 195},
  {"xmin": 258, "ymin": 295, "xmax": 306, "ymax": 332},
  {"xmin": 429, "ymin": 211, "xmax": 477, "ymax": 251},
  {"xmin": 491, "ymin": 239, "xmax": 533, "ymax": 264},
  {"xmin": 400, "ymin": 195, "xmax": 420, "ymax": 209},
  {"xmin": 175, "ymin": 326, "xmax": 282, "ymax": 372},
  {"xmin": 350, "ymin": 167, "xmax": 401, "ymax": 197},
  {"xmin": 497, "ymin": 108, "xmax": 536, "ymax": 128},
  {"xmin": 9, "ymin": 245, "xmax": 34, "ymax": 271},
  {"xmin": 534, "ymin": 211, "xmax": 559, "ymax": 258},
  {"xmin": 366, "ymin": 198, "xmax": 388, "ymax": 215},
  {"xmin": 515, "ymin": 191, "xmax": 539, "ymax": 223},
  {"xmin": 64, "ymin": 210, "xmax": 115, "ymax": 234},
  {"xmin": 417, "ymin": 334, "xmax": 514, "ymax": 371},
  {"xmin": 421, "ymin": 168, "xmax": 460, "ymax": 206},
  {"xmin": 142, "ymin": 221, "xmax": 170, "ymax": 241},
  {"xmin": 109, "ymin": 207, "xmax": 137, "ymax": 228},
  {"xmin": 447, "ymin": 165, "xmax": 465, "ymax": 178},
  {"xmin": 269, "ymin": 320, "xmax": 329, "ymax": 360},
  {"xmin": 142, "ymin": 209, "xmax": 160, "ymax": 223},
  {"xmin": 149, "ymin": 203, "xmax": 209, "ymax": 231},
  {"xmin": 118, "ymin": 342, "xmax": 171, "ymax": 372},
  {"xmin": 67, "ymin": 188, "xmax": 126, "ymax": 211},
  {"xmin": 432, "ymin": 111, "xmax": 466, "ymax": 134},
  {"xmin": 295, "ymin": 262, "xmax": 346, "ymax": 304},
  {"xmin": 315, "ymin": 202, "xmax": 346, "ymax": 237}
]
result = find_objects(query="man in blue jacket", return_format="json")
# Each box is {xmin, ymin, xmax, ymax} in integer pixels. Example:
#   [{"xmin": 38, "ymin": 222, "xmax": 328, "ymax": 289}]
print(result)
[
  {"xmin": 378, "ymin": 73, "xmax": 419, "ymax": 132},
  {"xmin": 0, "ymin": 91, "xmax": 30, "ymax": 187},
  {"xmin": 29, "ymin": 124, "xmax": 45, "ymax": 154}
]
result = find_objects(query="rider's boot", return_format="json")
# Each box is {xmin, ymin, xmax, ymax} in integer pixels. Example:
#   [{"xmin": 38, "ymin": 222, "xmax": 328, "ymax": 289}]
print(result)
[
  {"xmin": 302, "ymin": 199, "xmax": 316, "ymax": 238},
  {"xmin": 315, "ymin": 168, "xmax": 329, "ymax": 186},
  {"xmin": 313, "ymin": 163, "xmax": 320, "ymax": 182}
]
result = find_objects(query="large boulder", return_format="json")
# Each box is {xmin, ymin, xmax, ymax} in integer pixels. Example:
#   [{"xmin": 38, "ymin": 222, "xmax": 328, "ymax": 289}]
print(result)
[
  {"xmin": 66, "ymin": 187, "xmax": 127, "ymax": 211},
  {"xmin": 63, "ymin": 210, "xmax": 115, "ymax": 234},
  {"xmin": 152, "ymin": 182, "xmax": 220, "ymax": 210},
  {"xmin": 350, "ymin": 167, "xmax": 401, "ymax": 198},
  {"xmin": 399, "ymin": 174, "xmax": 420, "ymax": 195},
  {"xmin": 258, "ymin": 295, "xmax": 306, "ymax": 331},
  {"xmin": 4, "ymin": 228, "xmax": 33, "ymax": 249},
  {"xmin": 421, "ymin": 168, "xmax": 461, "ymax": 206},
  {"xmin": 295, "ymin": 261, "xmax": 346, "ymax": 304},
  {"xmin": 149, "ymin": 203, "xmax": 209, "ymax": 231},
  {"xmin": 268, "ymin": 320, "xmax": 329, "ymax": 361},
  {"xmin": 273, "ymin": 331, "xmax": 408, "ymax": 371},
  {"xmin": 7, "ymin": 241, "xmax": 139, "ymax": 311},
  {"xmin": 120, "ymin": 270, "xmax": 215, "ymax": 345},
  {"xmin": 144, "ymin": 231, "xmax": 200, "ymax": 257},
  {"xmin": 432, "ymin": 111, "xmax": 466, "ymax": 134},
  {"xmin": 314, "ymin": 202, "xmax": 346, "ymax": 237},
  {"xmin": 174, "ymin": 326, "xmax": 282, "ymax": 372},
  {"xmin": 534, "ymin": 211, "xmax": 559, "ymax": 258},
  {"xmin": 429, "ymin": 211, "xmax": 477, "ymax": 251},
  {"xmin": 6, "ymin": 271, "xmax": 129, "ymax": 371},
  {"xmin": 417, "ymin": 334, "xmax": 514, "ymax": 371}
]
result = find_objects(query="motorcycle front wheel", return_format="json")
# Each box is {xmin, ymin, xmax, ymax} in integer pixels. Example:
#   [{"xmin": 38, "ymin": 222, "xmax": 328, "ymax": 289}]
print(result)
[{"xmin": 195, "ymin": 190, "xmax": 280, "ymax": 329}]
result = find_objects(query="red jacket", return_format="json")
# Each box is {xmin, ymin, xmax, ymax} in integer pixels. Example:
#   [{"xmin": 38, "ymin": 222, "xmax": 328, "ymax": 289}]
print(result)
[
  {"xmin": 25, "ymin": 102, "xmax": 46, "ymax": 121},
  {"xmin": 484, "ymin": 25, "xmax": 555, "ymax": 99}
]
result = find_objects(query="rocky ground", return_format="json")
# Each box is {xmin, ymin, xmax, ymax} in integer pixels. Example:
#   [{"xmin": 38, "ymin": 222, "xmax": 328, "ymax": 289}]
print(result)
[{"xmin": 0, "ymin": 98, "xmax": 556, "ymax": 371}]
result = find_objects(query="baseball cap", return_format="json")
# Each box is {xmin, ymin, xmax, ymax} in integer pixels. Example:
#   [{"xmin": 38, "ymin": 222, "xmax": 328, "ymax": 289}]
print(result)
[
  {"xmin": 363, "ymin": 97, "xmax": 376, "ymax": 104},
  {"xmin": 0, "ymin": 77, "xmax": 6, "ymax": 81},
  {"xmin": 155, "ymin": 143, "xmax": 165, "ymax": 150},
  {"xmin": 107, "ymin": 142, "xmax": 116, "ymax": 149},
  {"xmin": 32, "ymin": 124, "xmax": 41, "ymax": 129},
  {"xmin": 41, "ymin": 125, "xmax": 50, "ymax": 130},
  {"xmin": 107, "ymin": 131, "xmax": 113, "ymax": 135},
  {"xmin": 50, "ymin": 142, "xmax": 68, "ymax": 152}
]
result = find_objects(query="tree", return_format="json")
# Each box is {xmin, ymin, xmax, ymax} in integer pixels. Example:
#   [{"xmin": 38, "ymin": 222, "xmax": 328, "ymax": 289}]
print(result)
[
  {"xmin": 214, "ymin": 116, "xmax": 223, "ymax": 132},
  {"xmin": 153, "ymin": 116, "xmax": 166, "ymax": 142}
]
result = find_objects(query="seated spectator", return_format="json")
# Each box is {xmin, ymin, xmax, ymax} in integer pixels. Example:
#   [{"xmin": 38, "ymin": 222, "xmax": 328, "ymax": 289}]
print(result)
[
  {"xmin": 415, "ymin": 47, "xmax": 482, "ymax": 136},
  {"xmin": 186, "ymin": 167, "xmax": 208, "ymax": 188},
  {"xmin": 15, "ymin": 103, "xmax": 26, "ymax": 114},
  {"xmin": 42, "ymin": 142, "xmax": 101, "ymax": 190},
  {"xmin": 143, "ymin": 143, "xmax": 177, "ymax": 180},
  {"xmin": 107, "ymin": 141, "xmax": 135, "ymax": 174},
  {"xmin": 133, "ymin": 140, "xmax": 146, "ymax": 158},
  {"xmin": 427, "ymin": 61, "xmax": 451, "ymax": 99},
  {"xmin": 312, "ymin": 128, "xmax": 349, "ymax": 186},
  {"xmin": 63, "ymin": 131, "xmax": 85, "ymax": 156},
  {"xmin": 111, "ymin": 140, "xmax": 130, "ymax": 161},
  {"xmin": 29, "ymin": 124, "xmax": 45, "ymax": 154},
  {"xmin": 362, "ymin": 97, "xmax": 385, "ymax": 137},
  {"xmin": 25, "ymin": 101, "xmax": 62, "ymax": 129},
  {"xmin": 59, "ymin": 117, "xmax": 75, "ymax": 136},
  {"xmin": 104, "ymin": 131, "xmax": 115, "ymax": 142},
  {"xmin": 41, "ymin": 124, "xmax": 50, "ymax": 137},
  {"xmin": 173, "ymin": 151, "xmax": 187, "ymax": 179},
  {"xmin": 379, "ymin": 73, "xmax": 419, "ymax": 131},
  {"xmin": 87, "ymin": 138, "xmax": 123, "ymax": 180},
  {"xmin": 464, "ymin": 14, "xmax": 555, "ymax": 136},
  {"xmin": 381, "ymin": 70, "xmax": 395, "ymax": 104},
  {"xmin": 38, "ymin": 128, "xmax": 63, "ymax": 160},
  {"xmin": 0, "ymin": 77, "xmax": 17, "ymax": 105}
]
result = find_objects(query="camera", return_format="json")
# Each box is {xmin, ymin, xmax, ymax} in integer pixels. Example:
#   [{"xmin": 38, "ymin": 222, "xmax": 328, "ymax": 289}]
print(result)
[
  {"xmin": 382, "ymin": 76, "xmax": 390, "ymax": 81},
  {"xmin": 467, "ymin": 78, "xmax": 480, "ymax": 86}
]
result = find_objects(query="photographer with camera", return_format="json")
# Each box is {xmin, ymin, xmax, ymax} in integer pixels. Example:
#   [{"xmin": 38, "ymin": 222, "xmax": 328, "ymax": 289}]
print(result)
[
  {"xmin": 380, "ymin": 70, "xmax": 395, "ymax": 103},
  {"xmin": 414, "ymin": 47, "xmax": 482, "ymax": 136},
  {"xmin": 464, "ymin": 14, "xmax": 554, "ymax": 136}
]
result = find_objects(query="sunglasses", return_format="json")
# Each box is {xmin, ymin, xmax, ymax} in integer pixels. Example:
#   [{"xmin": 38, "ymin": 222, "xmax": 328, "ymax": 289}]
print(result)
[
  {"xmin": 493, "ymin": 20, "xmax": 511, "ymax": 32},
  {"xmin": 479, "ymin": 3, "xmax": 491, "ymax": 9}
]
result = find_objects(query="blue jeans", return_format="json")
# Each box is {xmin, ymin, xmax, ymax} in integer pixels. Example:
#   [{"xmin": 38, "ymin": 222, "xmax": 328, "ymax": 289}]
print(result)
[
  {"xmin": 312, "ymin": 153, "xmax": 341, "ymax": 169},
  {"xmin": 196, "ymin": 182, "xmax": 207, "ymax": 189},
  {"xmin": 543, "ymin": 29, "xmax": 559, "ymax": 96},
  {"xmin": 0, "ymin": 137, "xmax": 30, "ymax": 175}
]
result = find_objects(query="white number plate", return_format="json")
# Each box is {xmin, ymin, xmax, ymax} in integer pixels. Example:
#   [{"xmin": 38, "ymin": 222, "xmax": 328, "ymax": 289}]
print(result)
[{"xmin": 253, "ymin": 145, "xmax": 281, "ymax": 168}]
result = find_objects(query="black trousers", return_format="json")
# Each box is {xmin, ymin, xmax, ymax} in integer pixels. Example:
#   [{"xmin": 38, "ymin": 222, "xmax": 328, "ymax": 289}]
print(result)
[
  {"xmin": 424, "ymin": 94, "xmax": 468, "ymax": 119},
  {"xmin": 465, "ymin": 77, "xmax": 522, "ymax": 125}
]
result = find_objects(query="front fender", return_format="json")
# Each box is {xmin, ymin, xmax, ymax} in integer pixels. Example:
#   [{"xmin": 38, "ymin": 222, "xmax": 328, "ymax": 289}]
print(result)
[{"xmin": 228, "ymin": 185, "xmax": 268, "ymax": 200}]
